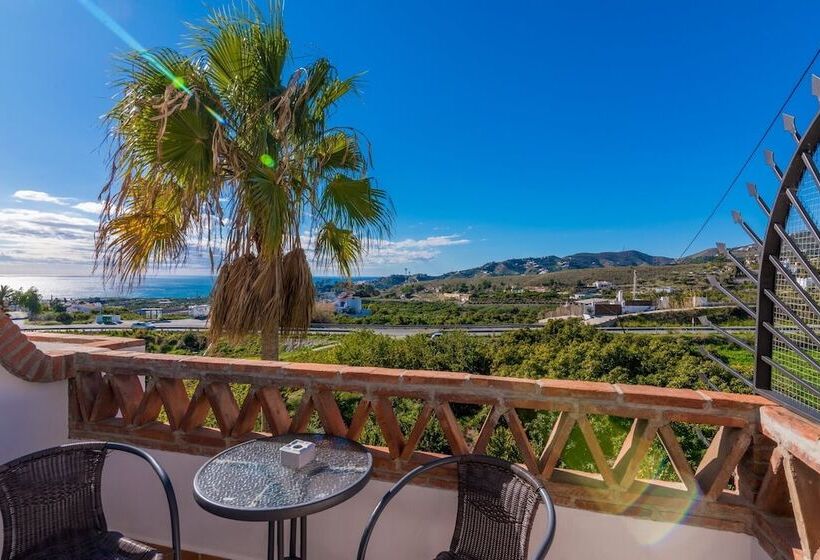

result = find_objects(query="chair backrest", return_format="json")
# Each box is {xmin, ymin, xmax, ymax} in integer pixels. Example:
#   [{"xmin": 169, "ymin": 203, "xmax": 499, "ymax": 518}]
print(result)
[
  {"xmin": 0, "ymin": 443, "xmax": 108, "ymax": 560},
  {"xmin": 449, "ymin": 457, "xmax": 541, "ymax": 560}
]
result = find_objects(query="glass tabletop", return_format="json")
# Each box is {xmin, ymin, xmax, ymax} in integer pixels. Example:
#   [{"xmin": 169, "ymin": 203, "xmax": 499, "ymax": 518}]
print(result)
[{"xmin": 193, "ymin": 434, "xmax": 373, "ymax": 521}]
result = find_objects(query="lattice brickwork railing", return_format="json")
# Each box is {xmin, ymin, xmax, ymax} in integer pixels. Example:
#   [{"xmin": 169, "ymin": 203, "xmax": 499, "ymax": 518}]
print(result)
[
  {"xmin": 65, "ymin": 354, "xmax": 760, "ymax": 518},
  {"xmin": 61, "ymin": 350, "xmax": 818, "ymax": 559}
]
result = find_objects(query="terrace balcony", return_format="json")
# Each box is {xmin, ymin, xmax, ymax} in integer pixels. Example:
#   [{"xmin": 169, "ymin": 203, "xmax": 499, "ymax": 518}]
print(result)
[{"xmin": 0, "ymin": 316, "xmax": 817, "ymax": 560}]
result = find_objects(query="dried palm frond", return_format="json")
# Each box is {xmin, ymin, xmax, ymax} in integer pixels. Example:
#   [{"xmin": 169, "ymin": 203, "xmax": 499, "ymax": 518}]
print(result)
[
  {"xmin": 209, "ymin": 255, "xmax": 272, "ymax": 342},
  {"xmin": 281, "ymin": 248, "xmax": 314, "ymax": 335}
]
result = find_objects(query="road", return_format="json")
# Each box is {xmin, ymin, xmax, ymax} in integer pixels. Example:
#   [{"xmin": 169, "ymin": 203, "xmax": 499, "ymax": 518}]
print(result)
[{"xmin": 16, "ymin": 318, "xmax": 753, "ymax": 337}]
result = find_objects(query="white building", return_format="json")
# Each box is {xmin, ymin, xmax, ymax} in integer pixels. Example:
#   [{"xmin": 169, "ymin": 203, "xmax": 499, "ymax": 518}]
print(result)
[
  {"xmin": 334, "ymin": 293, "xmax": 363, "ymax": 315},
  {"xmin": 592, "ymin": 280, "xmax": 613, "ymax": 289},
  {"xmin": 188, "ymin": 304, "xmax": 211, "ymax": 319},
  {"xmin": 139, "ymin": 308, "xmax": 163, "ymax": 320}
]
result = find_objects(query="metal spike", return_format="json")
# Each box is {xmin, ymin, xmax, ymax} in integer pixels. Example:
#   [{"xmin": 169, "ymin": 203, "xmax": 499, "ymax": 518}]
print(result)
[
  {"xmin": 731, "ymin": 210, "xmax": 763, "ymax": 247},
  {"xmin": 783, "ymin": 114, "xmax": 801, "ymax": 143},
  {"xmin": 707, "ymin": 275, "xmax": 757, "ymax": 318},
  {"xmin": 773, "ymin": 224, "xmax": 820, "ymax": 294},
  {"xmin": 698, "ymin": 347, "xmax": 755, "ymax": 390},
  {"xmin": 697, "ymin": 371, "xmax": 722, "ymax": 392},
  {"xmin": 764, "ymin": 149, "xmax": 783, "ymax": 181},
  {"xmin": 800, "ymin": 152, "xmax": 820, "ymax": 194},
  {"xmin": 812, "ymin": 74, "xmax": 820, "ymax": 102},
  {"xmin": 719, "ymin": 243, "xmax": 758, "ymax": 283},
  {"xmin": 745, "ymin": 182, "xmax": 771, "ymax": 216},
  {"xmin": 698, "ymin": 315, "xmax": 755, "ymax": 353}
]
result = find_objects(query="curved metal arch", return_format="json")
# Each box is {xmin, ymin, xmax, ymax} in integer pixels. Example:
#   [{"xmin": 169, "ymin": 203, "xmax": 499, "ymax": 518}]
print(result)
[{"xmin": 755, "ymin": 104, "xmax": 820, "ymax": 420}]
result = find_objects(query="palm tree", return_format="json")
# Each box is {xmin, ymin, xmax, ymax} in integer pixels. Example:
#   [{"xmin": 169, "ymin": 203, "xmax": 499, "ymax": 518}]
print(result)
[{"xmin": 95, "ymin": 2, "xmax": 392, "ymax": 359}]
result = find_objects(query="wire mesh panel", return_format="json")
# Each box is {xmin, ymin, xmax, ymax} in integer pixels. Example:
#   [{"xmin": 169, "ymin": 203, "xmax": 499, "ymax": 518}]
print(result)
[
  {"xmin": 773, "ymin": 154, "xmax": 820, "ymax": 411},
  {"xmin": 751, "ymin": 84, "xmax": 820, "ymax": 420},
  {"xmin": 701, "ymin": 77, "xmax": 820, "ymax": 421}
]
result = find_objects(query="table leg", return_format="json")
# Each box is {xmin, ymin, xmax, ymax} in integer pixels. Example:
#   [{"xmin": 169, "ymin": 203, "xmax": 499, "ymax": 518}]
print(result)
[
  {"xmin": 281, "ymin": 517, "xmax": 307, "ymax": 560},
  {"xmin": 300, "ymin": 517, "xmax": 307, "ymax": 559},
  {"xmin": 267, "ymin": 521, "xmax": 275, "ymax": 560},
  {"xmin": 277, "ymin": 520, "xmax": 285, "ymax": 560}
]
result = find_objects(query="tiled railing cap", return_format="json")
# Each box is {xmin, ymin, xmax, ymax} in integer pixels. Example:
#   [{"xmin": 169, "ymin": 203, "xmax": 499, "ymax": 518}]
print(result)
[
  {"xmin": 0, "ymin": 313, "xmax": 144, "ymax": 382},
  {"xmin": 25, "ymin": 331, "xmax": 145, "ymax": 350},
  {"xmin": 0, "ymin": 313, "xmax": 71, "ymax": 382},
  {"xmin": 760, "ymin": 405, "xmax": 820, "ymax": 472},
  {"xmin": 66, "ymin": 351, "xmax": 774, "ymax": 431}
]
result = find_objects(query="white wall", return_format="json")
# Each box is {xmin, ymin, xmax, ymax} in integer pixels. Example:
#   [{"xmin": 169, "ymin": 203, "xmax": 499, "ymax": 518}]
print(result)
[
  {"xmin": 0, "ymin": 363, "xmax": 767, "ymax": 560},
  {"xmin": 0, "ymin": 363, "xmax": 69, "ymax": 460}
]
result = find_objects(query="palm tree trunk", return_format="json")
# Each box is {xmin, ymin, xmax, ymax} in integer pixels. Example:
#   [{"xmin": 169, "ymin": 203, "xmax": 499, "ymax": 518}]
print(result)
[{"xmin": 261, "ymin": 324, "xmax": 280, "ymax": 360}]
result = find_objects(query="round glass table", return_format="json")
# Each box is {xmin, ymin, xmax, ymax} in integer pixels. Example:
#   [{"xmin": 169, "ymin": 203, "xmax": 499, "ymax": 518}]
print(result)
[{"xmin": 193, "ymin": 434, "xmax": 373, "ymax": 560}]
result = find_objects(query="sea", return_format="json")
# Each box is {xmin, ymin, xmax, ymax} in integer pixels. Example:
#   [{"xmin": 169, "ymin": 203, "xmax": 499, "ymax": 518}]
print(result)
[{"xmin": 0, "ymin": 275, "xmax": 374, "ymax": 300}]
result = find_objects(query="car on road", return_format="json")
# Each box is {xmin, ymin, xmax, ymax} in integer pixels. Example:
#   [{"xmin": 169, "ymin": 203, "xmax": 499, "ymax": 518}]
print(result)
[{"xmin": 132, "ymin": 321, "xmax": 156, "ymax": 330}]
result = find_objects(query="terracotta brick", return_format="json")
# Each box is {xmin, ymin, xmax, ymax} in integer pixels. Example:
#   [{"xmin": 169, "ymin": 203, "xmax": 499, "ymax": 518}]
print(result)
[
  {"xmin": 760, "ymin": 406, "xmax": 820, "ymax": 475},
  {"xmin": 3, "ymin": 341, "xmax": 39, "ymax": 378},
  {"xmin": 30, "ymin": 358, "xmax": 53, "ymax": 383},
  {"xmin": 401, "ymin": 369, "xmax": 469, "ymax": 387},
  {"xmin": 49, "ymin": 352, "xmax": 75, "ymax": 381},
  {"xmin": 661, "ymin": 409, "xmax": 750, "ymax": 428},
  {"xmin": 537, "ymin": 379, "xmax": 619, "ymax": 400},
  {"xmin": 0, "ymin": 333, "xmax": 30, "ymax": 363},
  {"xmin": 616, "ymin": 384, "xmax": 709, "ymax": 409},
  {"xmin": 467, "ymin": 374, "xmax": 540, "ymax": 393},
  {"xmin": 698, "ymin": 390, "xmax": 771, "ymax": 410},
  {"xmin": 338, "ymin": 366, "xmax": 393, "ymax": 384},
  {"xmin": 181, "ymin": 355, "xmax": 283, "ymax": 374},
  {"xmin": 0, "ymin": 319, "xmax": 18, "ymax": 341},
  {"xmin": 282, "ymin": 362, "xmax": 342, "ymax": 379}
]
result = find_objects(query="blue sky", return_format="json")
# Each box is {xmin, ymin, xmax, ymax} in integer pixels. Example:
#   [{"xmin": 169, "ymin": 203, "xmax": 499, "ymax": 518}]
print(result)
[{"xmin": 0, "ymin": 1, "xmax": 818, "ymax": 276}]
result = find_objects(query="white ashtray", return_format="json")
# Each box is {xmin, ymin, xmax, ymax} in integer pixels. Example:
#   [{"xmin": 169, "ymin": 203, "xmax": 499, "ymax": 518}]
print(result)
[{"xmin": 280, "ymin": 439, "xmax": 317, "ymax": 469}]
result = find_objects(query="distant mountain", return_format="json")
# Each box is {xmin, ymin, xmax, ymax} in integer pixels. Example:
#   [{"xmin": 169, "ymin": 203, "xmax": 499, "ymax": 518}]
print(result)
[
  {"xmin": 678, "ymin": 244, "xmax": 757, "ymax": 264},
  {"xmin": 442, "ymin": 250, "xmax": 675, "ymax": 279},
  {"xmin": 365, "ymin": 250, "xmax": 680, "ymax": 288}
]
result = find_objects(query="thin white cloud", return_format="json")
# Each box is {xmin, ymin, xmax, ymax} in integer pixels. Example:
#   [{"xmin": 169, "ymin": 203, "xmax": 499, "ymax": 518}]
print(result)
[
  {"xmin": 13, "ymin": 189, "xmax": 103, "ymax": 215},
  {"xmin": 13, "ymin": 190, "xmax": 72, "ymax": 205},
  {"xmin": 301, "ymin": 233, "xmax": 470, "ymax": 268},
  {"xmin": 73, "ymin": 201, "xmax": 104, "ymax": 214},
  {"xmin": 364, "ymin": 235, "xmax": 470, "ymax": 265},
  {"xmin": 0, "ymin": 208, "xmax": 97, "ymax": 266},
  {"xmin": 5, "ymin": 187, "xmax": 471, "ymax": 274},
  {"xmin": 389, "ymin": 235, "xmax": 470, "ymax": 250}
]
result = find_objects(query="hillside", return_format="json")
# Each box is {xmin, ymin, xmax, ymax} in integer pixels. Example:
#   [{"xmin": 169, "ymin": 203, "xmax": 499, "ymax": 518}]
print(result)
[{"xmin": 370, "ymin": 251, "xmax": 677, "ymax": 289}]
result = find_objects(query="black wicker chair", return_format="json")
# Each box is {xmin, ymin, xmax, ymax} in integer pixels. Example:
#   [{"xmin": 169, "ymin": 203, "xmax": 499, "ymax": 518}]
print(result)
[
  {"xmin": 357, "ymin": 455, "xmax": 556, "ymax": 560},
  {"xmin": 0, "ymin": 442, "xmax": 180, "ymax": 560}
]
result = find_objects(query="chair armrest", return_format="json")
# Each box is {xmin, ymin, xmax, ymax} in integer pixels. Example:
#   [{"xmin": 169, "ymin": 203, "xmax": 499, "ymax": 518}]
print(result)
[
  {"xmin": 356, "ymin": 454, "xmax": 556, "ymax": 560},
  {"xmin": 105, "ymin": 442, "xmax": 181, "ymax": 560},
  {"xmin": 357, "ymin": 455, "xmax": 463, "ymax": 560}
]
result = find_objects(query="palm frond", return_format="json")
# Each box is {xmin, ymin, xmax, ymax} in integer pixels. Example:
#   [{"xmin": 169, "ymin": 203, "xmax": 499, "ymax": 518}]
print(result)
[
  {"xmin": 314, "ymin": 222, "xmax": 362, "ymax": 278},
  {"xmin": 318, "ymin": 174, "xmax": 393, "ymax": 238}
]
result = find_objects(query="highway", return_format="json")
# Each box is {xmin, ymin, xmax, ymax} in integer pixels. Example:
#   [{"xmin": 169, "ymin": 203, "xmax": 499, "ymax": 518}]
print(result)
[{"xmin": 16, "ymin": 318, "xmax": 753, "ymax": 337}]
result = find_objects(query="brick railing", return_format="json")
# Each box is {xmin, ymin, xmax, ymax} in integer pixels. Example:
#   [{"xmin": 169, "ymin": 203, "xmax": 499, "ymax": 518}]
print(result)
[{"xmin": 0, "ymin": 317, "xmax": 817, "ymax": 560}]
